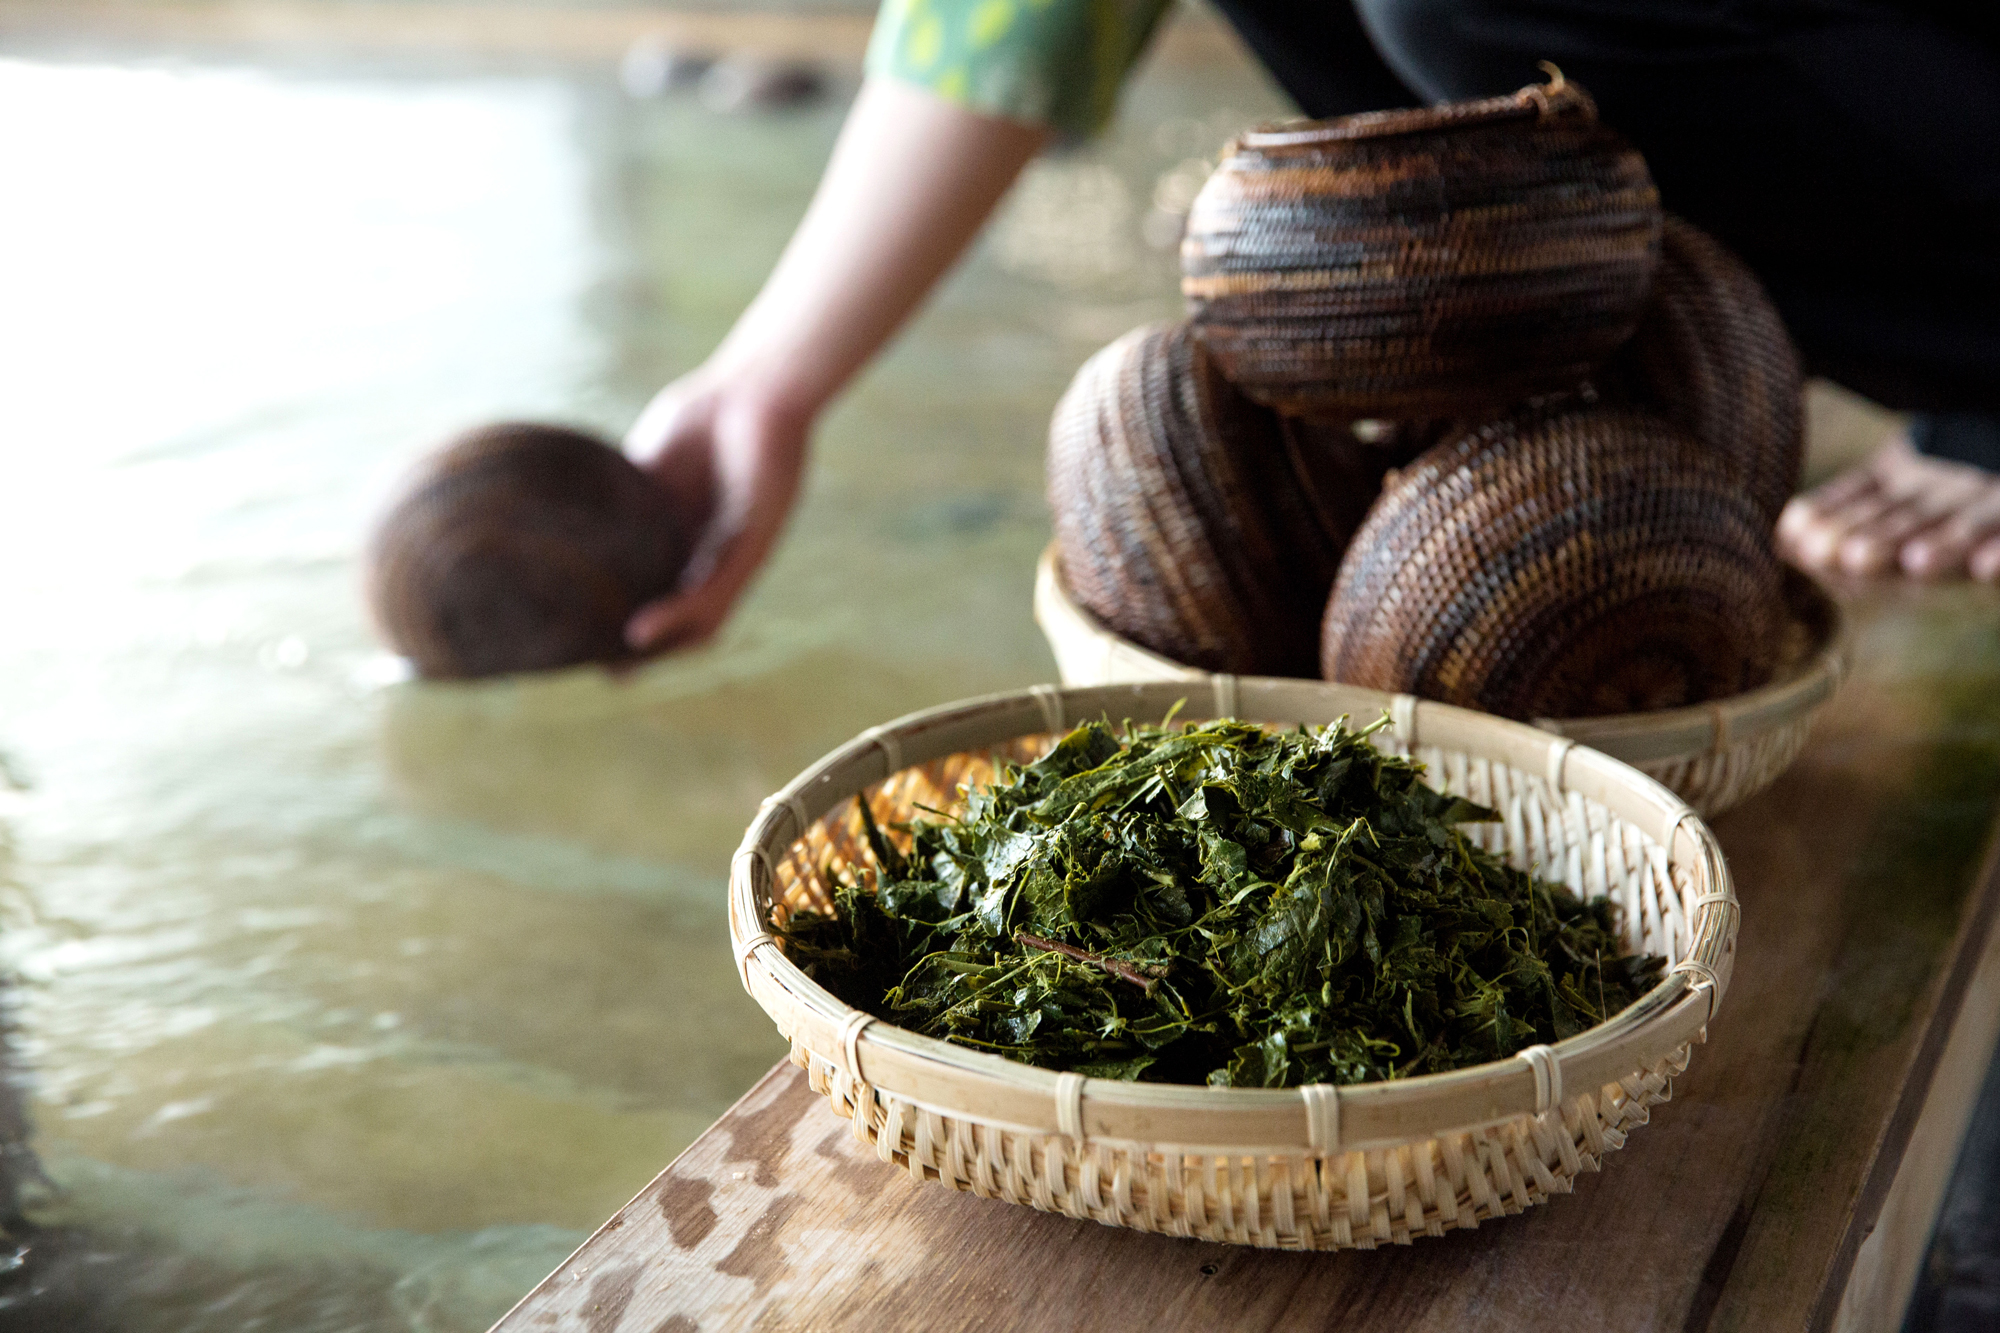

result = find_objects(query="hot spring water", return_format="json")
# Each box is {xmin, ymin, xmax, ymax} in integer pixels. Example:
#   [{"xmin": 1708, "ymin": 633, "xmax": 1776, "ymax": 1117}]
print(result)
[{"xmin": 0, "ymin": 45, "xmax": 1285, "ymax": 1330}]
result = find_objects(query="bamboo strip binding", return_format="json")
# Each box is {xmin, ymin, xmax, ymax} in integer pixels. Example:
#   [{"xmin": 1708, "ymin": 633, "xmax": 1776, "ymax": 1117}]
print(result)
[{"xmin": 730, "ymin": 680, "xmax": 1736, "ymax": 1248}]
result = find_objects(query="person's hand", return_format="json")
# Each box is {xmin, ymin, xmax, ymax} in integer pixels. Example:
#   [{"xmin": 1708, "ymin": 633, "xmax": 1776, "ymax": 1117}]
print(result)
[
  {"xmin": 622, "ymin": 369, "xmax": 811, "ymax": 654},
  {"xmin": 615, "ymin": 80, "xmax": 1046, "ymax": 655}
]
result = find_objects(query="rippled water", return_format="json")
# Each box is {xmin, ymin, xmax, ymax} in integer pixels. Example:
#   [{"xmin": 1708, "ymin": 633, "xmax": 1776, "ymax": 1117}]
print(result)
[{"xmin": 0, "ymin": 42, "xmax": 1284, "ymax": 1331}]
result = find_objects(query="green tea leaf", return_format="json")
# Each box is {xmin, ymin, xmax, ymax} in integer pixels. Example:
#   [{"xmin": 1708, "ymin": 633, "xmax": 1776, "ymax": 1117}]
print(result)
[{"xmin": 778, "ymin": 715, "xmax": 1662, "ymax": 1087}]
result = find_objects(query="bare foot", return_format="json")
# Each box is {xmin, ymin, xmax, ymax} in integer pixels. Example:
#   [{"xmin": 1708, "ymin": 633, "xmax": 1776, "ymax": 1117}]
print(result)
[{"xmin": 1777, "ymin": 432, "xmax": 2000, "ymax": 582}]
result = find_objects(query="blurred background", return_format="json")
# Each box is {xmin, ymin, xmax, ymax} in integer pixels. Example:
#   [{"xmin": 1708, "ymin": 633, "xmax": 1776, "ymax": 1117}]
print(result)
[{"xmin": 0, "ymin": 0, "xmax": 1298, "ymax": 1327}]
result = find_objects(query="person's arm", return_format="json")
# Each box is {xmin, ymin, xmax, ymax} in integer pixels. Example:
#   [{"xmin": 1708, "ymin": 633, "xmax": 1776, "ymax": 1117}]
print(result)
[{"xmin": 623, "ymin": 77, "xmax": 1049, "ymax": 653}]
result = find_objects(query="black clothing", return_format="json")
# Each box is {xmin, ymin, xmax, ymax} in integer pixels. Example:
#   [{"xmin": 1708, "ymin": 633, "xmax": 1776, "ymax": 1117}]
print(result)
[{"xmin": 1913, "ymin": 413, "xmax": 2000, "ymax": 471}]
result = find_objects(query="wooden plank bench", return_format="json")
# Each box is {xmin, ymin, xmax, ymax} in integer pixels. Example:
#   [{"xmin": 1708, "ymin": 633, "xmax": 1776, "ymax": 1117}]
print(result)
[{"xmin": 494, "ymin": 584, "xmax": 2000, "ymax": 1332}]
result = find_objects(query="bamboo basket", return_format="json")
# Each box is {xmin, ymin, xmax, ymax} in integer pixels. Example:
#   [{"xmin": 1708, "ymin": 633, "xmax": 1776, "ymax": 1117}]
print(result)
[
  {"xmin": 1035, "ymin": 546, "xmax": 1847, "ymax": 819},
  {"xmin": 730, "ymin": 678, "xmax": 1737, "ymax": 1249}
]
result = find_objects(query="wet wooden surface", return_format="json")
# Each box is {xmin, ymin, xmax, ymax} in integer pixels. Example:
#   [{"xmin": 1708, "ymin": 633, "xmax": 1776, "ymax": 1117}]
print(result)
[{"xmin": 494, "ymin": 584, "xmax": 2000, "ymax": 1332}]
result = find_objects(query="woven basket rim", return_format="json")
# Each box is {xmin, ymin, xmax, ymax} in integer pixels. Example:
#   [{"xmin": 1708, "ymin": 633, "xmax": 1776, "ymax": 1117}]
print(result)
[
  {"xmin": 1033, "ymin": 544, "xmax": 1849, "ymax": 770},
  {"xmin": 1232, "ymin": 82, "xmax": 1588, "ymax": 153},
  {"xmin": 730, "ymin": 678, "xmax": 1735, "ymax": 1154}
]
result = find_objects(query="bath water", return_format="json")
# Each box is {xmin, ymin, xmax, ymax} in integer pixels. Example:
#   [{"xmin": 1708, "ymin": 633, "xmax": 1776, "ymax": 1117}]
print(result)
[{"xmin": 0, "ymin": 41, "xmax": 1284, "ymax": 1330}]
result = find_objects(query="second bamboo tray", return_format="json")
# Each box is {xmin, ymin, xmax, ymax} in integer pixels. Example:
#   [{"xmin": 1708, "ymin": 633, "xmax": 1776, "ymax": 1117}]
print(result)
[{"xmin": 1034, "ymin": 545, "xmax": 1847, "ymax": 818}]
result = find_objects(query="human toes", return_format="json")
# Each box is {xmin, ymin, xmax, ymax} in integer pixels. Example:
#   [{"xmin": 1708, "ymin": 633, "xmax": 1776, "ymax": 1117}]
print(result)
[
  {"xmin": 1971, "ymin": 537, "xmax": 2000, "ymax": 584},
  {"xmin": 1835, "ymin": 497, "xmax": 1953, "ymax": 576},
  {"xmin": 1778, "ymin": 480, "xmax": 1892, "ymax": 569},
  {"xmin": 1900, "ymin": 492, "xmax": 2000, "ymax": 580},
  {"xmin": 1776, "ymin": 467, "xmax": 1878, "ymax": 539}
]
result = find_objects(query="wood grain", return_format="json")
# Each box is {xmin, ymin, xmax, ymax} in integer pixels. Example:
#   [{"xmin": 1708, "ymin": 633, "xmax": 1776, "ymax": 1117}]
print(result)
[
  {"xmin": 494, "ymin": 586, "xmax": 2000, "ymax": 1332},
  {"xmin": 1831, "ymin": 875, "xmax": 2000, "ymax": 1333}
]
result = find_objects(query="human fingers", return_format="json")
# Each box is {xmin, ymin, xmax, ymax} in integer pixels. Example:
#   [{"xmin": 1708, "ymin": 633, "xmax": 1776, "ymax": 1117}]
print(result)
[
  {"xmin": 1835, "ymin": 493, "xmax": 1965, "ymax": 577},
  {"xmin": 1776, "ymin": 463, "xmax": 1886, "ymax": 547},
  {"xmin": 1970, "ymin": 536, "xmax": 2000, "ymax": 584},
  {"xmin": 624, "ymin": 579, "xmax": 738, "ymax": 654},
  {"xmin": 622, "ymin": 496, "xmax": 786, "ymax": 655},
  {"xmin": 623, "ymin": 403, "xmax": 809, "ymax": 655}
]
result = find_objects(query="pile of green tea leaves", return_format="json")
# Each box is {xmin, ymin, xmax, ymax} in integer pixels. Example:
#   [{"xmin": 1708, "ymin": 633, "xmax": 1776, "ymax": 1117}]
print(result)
[{"xmin": 780, "ymin": 714, "xmax": 1662, "ymax": 1087}]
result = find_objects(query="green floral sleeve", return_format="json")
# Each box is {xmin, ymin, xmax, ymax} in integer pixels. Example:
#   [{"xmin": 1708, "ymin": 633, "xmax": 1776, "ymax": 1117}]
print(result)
[{"xmin": 865, "ymin": 0, "xmax": 1178, "ymax": 139}]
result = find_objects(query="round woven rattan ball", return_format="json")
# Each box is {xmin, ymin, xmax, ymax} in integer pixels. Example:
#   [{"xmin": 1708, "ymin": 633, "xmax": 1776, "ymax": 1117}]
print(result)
[
  {"xmin": 367, "ymin": 422, "xmax": 693, "ymax": 680},
  {"xmin": 1181, "ymin": 75, "xmax": 1661, "ymax": 420},
  {"xmin": 1321, "ymin": 406, "xmax": 1785, "ymax": 720},
  {"xmin": 1047, "ymin": 322, "xmax": 1401, "ymax": 677},
  {"xmin": 1610, "ymin": 216, "xmax": 1805, "ymax": 524}
]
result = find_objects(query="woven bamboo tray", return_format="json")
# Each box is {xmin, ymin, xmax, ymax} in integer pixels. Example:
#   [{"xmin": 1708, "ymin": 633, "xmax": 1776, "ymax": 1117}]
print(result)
[
  {"xmin": 730, "ymin": 679, "xmax": 1737, "ymax": 1249},
  {"xmin": 1035, "ymin": 546, "xmax": 1847, "ymax": 819}
]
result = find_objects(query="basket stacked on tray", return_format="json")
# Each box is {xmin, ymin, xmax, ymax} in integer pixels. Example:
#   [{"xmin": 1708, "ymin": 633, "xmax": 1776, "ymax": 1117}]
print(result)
[{"xmin": 1049, "ymin": 73, "xmax": 1830, "ymax": 807}]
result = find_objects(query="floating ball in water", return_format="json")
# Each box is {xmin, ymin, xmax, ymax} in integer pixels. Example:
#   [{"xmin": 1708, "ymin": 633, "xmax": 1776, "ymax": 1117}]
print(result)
[{"xmin": 366, "ymin": 422, "xmax": 693, "ymax": 680}]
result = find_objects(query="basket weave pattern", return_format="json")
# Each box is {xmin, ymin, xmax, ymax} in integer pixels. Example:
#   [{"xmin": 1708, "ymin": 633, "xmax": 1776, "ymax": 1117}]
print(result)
[
  {"xmin": 792, "ymin": 1043, "xmax": 1688, "ymax": 1248},
  {"xmin": 368, "ymin": 423, "xmax": 691, "ymax": 679},
  {"xmin": 1034, "ymin": 547, "xmax": 1846, "ymax": 818},
  {"xmin": 1635, "ymin": 718, "xmax": 1815, "ymax": 818},
  {"xmin": 1046, "ymin": 323, "xmax": 1381, "ymax": 676},
  {"xmin": 732, "ymin": 683, "xmax": 1735, "ymax": 1249},
  {"xmin": 1181, "ymin": 83, "xmax": 1661, "ymax": 418},
  {"xmin": 1049, "ymin": 80, "xmax": 1809, "ymax": 771},
  {"xmin": 1320, "ymin": 406, "xmax": 1787, "ymax": 721},
  {"xmin": 1611, "ymin": 216, "xmax": 1804, "ymax": 524}
]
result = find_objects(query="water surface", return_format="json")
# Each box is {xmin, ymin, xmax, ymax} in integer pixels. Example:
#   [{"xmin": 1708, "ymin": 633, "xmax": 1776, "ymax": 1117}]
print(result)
[{"xmin": 0, "ymin": 42, "xmax": 1285, "ymax": 1330}]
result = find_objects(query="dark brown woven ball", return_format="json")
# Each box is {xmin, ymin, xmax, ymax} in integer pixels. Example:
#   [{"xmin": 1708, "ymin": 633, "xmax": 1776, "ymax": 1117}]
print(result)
[
  {"xmin": 1047, "ymin": 322, "xmax": 1406, "ymax": 676},
  {"xmin": 366, "ymin": 422, "xmax": 693, "ymax": 680},
  {"xmin": 1320, "ymin": 406, "xmax": 1785, "ymax": 720},
  {"xmin": 1608, "ymin": 216, "xmax": 1804, "ymax": 524},
  {"xmin": 1181, "ymin": 77, "xmax": 1661, "ymax": 420}
]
